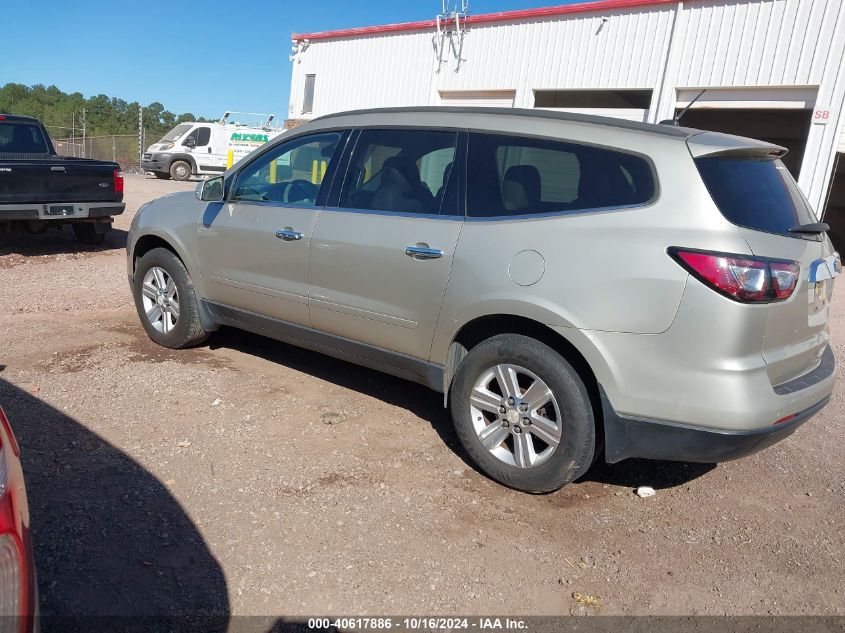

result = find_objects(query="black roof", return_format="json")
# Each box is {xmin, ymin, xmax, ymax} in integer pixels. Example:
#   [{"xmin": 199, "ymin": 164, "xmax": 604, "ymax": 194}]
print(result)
[
  {"xmin": 0, "ymin": 114, "xmax": 41, "ymax": 123},
  {"xmin": 313, "ymin": 106, "xmax": 695, "ymax": 138}
]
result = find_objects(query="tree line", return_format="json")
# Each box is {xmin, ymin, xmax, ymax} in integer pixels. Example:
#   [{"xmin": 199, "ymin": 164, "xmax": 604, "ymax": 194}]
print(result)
[{"xmin": 0, "ymin": 83, "xmax": 211, "ymax": 141}]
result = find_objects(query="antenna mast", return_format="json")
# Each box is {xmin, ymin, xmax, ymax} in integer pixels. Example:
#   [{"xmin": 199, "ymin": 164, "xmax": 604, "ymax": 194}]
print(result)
[{"xmin": 434, "ymin": 1, "xmax": 470, "ymax": 72}]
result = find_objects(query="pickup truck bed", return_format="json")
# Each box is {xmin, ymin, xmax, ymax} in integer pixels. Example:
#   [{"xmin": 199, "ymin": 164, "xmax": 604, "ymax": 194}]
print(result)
[{"xmin": 0, "ymin": 114, "xmax": 125, "ymax": 245}]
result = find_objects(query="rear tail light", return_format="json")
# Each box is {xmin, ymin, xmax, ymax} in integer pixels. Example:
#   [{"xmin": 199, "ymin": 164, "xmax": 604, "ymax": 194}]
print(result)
[
  {"xmin": 0, "ymin": 415, "xmax": 30, "ymax": 628},
  {"xmin": 114, "ymin": 169, "xmax": 124, "ymax": 193},
  {"xmin": 0, "ymin": 410, "xmax": 18, "ymax": 458},
  {"xmin": 0, "ymin": 534, "xmax": 22, "ymax": 625},
  {"xmin": 769, "ymin": 261, "xmax": 801, "ymax": 300},
  {"xmin": 669, "ymin": 248, "xmax": 799, "ymax": 303}
]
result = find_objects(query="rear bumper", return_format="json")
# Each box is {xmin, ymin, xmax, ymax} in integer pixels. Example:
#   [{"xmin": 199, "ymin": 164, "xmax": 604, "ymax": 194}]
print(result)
[
  {"xmin": 0, "ymin": 202, "xmax": 125, "ymax": 221},
  {"xmin": 602, "ymin": 388, "xmax": 830, "ymax": 464}
]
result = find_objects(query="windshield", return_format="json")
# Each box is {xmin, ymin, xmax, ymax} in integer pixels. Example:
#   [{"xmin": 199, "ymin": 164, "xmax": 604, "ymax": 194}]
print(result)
[
  {"xmin": 0, "ymin": 121, "xmax": 50, "ymax": 154},
  {"xmin": 695, "ymin": 156, "xmax": 817, "ymax": 237},
  {"xmin": 160, "ymin": 124, "xmax": 193, "ymax": 143}
]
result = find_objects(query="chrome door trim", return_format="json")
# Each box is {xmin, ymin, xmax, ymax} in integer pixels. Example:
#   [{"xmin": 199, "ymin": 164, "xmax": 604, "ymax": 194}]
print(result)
[
  {"xmin": 405, "ymin": 245, "xmax": 444, "ymax": 259},
  {"xmin": 275, "ymin": 228, "xmax": 304, "ymax": 241}
]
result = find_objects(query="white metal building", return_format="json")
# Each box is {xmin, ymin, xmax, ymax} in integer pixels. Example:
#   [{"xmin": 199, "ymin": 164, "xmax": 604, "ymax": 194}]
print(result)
[{"xmin": 288, "ymin": 0, "xmax": 845, "ymax": 244}]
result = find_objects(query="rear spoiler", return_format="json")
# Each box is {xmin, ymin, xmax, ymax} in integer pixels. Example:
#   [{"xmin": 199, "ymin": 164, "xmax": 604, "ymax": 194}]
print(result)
[{"xmin": 686, "ymin": 131, "xmax": 787, "ymax": 159}]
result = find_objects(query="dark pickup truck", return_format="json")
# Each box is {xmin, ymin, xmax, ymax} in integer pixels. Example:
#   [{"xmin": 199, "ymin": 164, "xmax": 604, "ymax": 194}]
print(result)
[{"xmin": 0, "ymin": 113, "xmax": 125, "ymax": 244}]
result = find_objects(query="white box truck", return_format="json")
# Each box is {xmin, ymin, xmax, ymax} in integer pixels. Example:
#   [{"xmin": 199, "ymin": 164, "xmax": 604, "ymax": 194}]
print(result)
[{"xmin": 141, "ymin": 112, "xmax": 285, "ymax": 181}]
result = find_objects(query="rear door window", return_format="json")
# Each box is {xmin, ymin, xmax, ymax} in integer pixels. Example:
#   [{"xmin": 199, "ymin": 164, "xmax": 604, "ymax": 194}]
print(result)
[
  {"xmin": 466, "ymin": 132, "xmax": 655, "ymax": 217},
  {"xmin": 695, "ymin": 156, "xmax": 816, "ymax": 236},
  {"xmin": 339, "ymin": 129, "xmax": 459, "ymax": 215}
]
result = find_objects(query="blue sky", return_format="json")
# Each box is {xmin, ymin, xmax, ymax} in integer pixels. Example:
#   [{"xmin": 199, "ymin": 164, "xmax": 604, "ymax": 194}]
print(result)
[{"xmin": 0, "ymin": 1, "xmax": 577, "ymax": 119}]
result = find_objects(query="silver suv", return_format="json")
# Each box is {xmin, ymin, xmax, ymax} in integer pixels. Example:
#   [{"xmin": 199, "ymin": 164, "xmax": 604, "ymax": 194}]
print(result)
[{"xmin": 128, "ymin": 107, "xmax": 839, "ymax": 493}]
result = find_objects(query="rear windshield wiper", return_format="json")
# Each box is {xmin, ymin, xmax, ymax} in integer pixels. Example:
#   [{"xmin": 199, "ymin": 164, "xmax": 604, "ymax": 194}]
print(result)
[{"xmin": 789, "ymin": 222, "xmax": 829, "ymax": 234}]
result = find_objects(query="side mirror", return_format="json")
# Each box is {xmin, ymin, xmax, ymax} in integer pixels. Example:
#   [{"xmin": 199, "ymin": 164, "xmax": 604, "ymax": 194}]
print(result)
[
  {"xmin": 184, "ymin": 136, "xmax": 196, "ymax": 148},
  {"xmin": 196, "ymin": 176, "xmax": 224, "ymax": 202}
]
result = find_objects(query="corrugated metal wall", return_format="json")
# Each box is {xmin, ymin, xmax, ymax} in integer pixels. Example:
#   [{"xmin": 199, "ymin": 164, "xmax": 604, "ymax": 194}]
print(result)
[
  {"xmin": 672, "ymin": 0, "xmax": 839, "ymax": 88},
  {"xmin": 434, "ymin": 6, "xmax": 676, "ymax": 100},
  {"xmin": 291, "ymin": 30, "xmax": 435, "ymax": 117},
  {"xmin": 290, "ymin": 0, "xmax": 845, "ymax": 213}
]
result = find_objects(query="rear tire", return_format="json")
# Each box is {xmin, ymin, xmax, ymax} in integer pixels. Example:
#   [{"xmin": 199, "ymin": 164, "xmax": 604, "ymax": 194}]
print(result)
[
  {"xmin": 133, "ymin": 247, "xmax": 209, "ymax": 349},
  {"xmin": 169, "ymin": 160, "xmax": 192, "ymax": 181},
  {"xmin": 450, "ymin": 334, "xmax": 595, "ymax": 493},
  {"xmin": 153, "ymin": 172, "xmax": 171, "ymax": 180},
  {"xmin": 72, "ymin": 223, "xmax": 106, "ymax": 245}
]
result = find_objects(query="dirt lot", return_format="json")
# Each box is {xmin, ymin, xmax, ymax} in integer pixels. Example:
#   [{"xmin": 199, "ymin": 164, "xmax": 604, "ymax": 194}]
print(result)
[{"xmin": 0, "ymin": 175, "xmax": 843, "ymax": 620}]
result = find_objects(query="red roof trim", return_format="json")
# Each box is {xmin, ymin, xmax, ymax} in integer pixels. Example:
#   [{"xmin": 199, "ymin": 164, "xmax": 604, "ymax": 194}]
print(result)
[{"xmin": 292, "ymin": 0, "xmax": 679, "ymax": 41}]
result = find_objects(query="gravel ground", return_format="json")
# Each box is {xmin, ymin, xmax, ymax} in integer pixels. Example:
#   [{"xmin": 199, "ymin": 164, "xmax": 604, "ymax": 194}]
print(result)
[{"xmin": 0, "ymin": 175, "xmax": 843, "ymax": 620}]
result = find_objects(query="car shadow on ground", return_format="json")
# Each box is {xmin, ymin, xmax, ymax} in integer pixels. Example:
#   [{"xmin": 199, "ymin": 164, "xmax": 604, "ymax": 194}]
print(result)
[
  {"xmin": 208, "ymin": 328, "xmax": 714, "ymax": 493},
  {"xmin": 0, "ymin": 377, "xmax": 229, "ymax": 631},
  {"xmin": 0, "ymin": 227, "xmax": 128, "ymax": 257}
]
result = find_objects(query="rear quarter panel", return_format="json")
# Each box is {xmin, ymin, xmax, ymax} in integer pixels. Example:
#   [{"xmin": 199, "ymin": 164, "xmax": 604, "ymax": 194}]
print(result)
[{"xmin": 431, "ymin": 128, "xmax": 750, "ymax": 363}]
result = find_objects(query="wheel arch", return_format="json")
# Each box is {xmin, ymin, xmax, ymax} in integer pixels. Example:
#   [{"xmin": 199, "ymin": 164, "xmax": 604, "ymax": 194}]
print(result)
[
  {"xmin": 131, "ymin": 232, "xmax": 218, "ymax": 332},
  {"xmin": 168, "ymin": 154, "xmax": 197, "ymax": 175},
  {"xmin": 442, "ymin": 313, "xmax": 607, "ymax": 451},
  {"xmin": 132, "ymin": 233, "xmax": 188, "ymax": 274}
]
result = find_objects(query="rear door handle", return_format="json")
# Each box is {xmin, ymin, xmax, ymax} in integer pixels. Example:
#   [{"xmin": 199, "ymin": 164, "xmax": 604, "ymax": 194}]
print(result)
[
  {"xmin": 405, "ymin": 245, "xmax": 443, "ymax": 259},
  {"xmin": 275, "ymin": 228, "xmax": 303, "ymax": 241}
]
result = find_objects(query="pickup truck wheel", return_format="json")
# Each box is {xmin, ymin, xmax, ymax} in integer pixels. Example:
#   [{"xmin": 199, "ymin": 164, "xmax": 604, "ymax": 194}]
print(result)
[
  {"xmin": 153, "ymin": 172, "xmax": 171, "ymax": 180},
  {"xmin": 133, "ymin": 248, "xmax": 209, "ymax": 349},
  {"xmin": 72, "ymin": 223, "xmax": 106, "ymax": 245},
  {"xmin": 450, "ymin": 334, "xmax": 595, "ymax": 493},
  {"xmin": 169, "ymin": 160, "xmax": 192, "ymax": 181}
]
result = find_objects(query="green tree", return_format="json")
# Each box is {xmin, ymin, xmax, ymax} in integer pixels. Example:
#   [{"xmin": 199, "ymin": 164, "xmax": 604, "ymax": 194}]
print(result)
[{"xmin": 0, "ymin": 83, "xmax": 212, "ymax": 140}]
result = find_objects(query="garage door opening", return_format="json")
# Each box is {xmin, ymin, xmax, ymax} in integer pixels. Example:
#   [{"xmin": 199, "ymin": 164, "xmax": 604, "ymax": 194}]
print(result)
[
  {"xmin": 822, "ymin": 154, "xmax": 845, "ymax": 254},
  {"xmin": 676, "ymin": 108, "xmax": 812, "ymax": 178},
  {"xmin": 534, "ymin": 89, "xmax": 652, "ymax": 122},
  {"xmin": 438, "ymin": 90, "xmax": 516, "ymax": 108}
]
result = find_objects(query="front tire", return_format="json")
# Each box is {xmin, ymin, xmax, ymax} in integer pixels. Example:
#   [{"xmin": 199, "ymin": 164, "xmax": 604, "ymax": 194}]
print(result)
[
  {"xmin": 169, "ymin": 160, "xmax": 192, "ymax": 181},
  {"xmin": 133, "ymin": 248, "xmax": 209, "ymax": 349},
  {"xmin": 450, "ymin": 334, "xmax": 595, "ymax": 493}
]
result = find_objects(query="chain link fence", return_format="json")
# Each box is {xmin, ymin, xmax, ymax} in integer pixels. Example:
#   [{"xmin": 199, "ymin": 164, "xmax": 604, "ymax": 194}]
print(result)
[{"xmin": 51, "ymin": 133, "xmax": 154, "ymax": 173}]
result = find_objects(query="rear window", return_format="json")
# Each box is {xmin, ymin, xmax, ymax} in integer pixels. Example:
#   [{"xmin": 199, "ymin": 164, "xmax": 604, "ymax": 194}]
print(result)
[
  {"xmin": 0, "ymin": 122, "xmax": 50, "ymax": 154},
  {"xmin": 695, "ymin": 156, "xmax": 816, "ymax": 236},
  {"xmin": 467, "ymin": 133, "xmax": 656, "ymax": 217}
]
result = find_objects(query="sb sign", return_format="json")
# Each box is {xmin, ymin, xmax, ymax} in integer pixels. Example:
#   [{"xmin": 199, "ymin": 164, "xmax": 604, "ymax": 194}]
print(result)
[{"xmin": 812, "ymin": 107, "xmax": 832, "ymax": 124}]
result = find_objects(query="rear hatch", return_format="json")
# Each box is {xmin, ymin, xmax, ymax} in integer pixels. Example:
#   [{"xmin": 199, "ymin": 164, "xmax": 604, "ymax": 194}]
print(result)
[
  {"xmin": 689, "ymin": 133, "xmax": 839, "ymax": 387},
  {"xmin": 0, "ymin": 157, "xmax": 119, "ymax": 204}
]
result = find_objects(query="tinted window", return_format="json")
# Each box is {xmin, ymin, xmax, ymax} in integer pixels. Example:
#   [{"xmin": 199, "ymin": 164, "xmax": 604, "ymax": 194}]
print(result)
[
  {"xmin": 695, "ymin": 156, "xmax": 816, "ymax": 236},
  {"xmin": 183, "ymin": 127, "xmax": 210, "ymax": 147},
  {"xmin": 196, "ymin": 126, "xmax": 211, "ymax": 147},
  {"xmin": 467, "ymin": 133, "xmax": 655, "ymax": 217},
  {"xmin": 0, "ymin": 122, "xmax": 49, "ymax": 154},
  {"xmin": 339, "ymin": 129, "xmax": 458, "ymax": 215},
  {"xmin": 232, "ymin": 132, "xmax": 342, "ymax": 206}
]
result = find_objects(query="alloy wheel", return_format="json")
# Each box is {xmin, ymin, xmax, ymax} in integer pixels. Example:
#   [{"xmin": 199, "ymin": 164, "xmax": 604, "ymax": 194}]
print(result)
[
  {"xmin": 469, "ymin": 364, "xmax": 562, "ymax": 468},
  {"xmin": 140, "ymin": 266, "xmax": 180, "ymax": 334}
]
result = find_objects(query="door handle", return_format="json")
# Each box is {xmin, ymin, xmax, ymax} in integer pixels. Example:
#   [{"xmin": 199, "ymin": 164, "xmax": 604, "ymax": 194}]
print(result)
[
  {"xmin": 405, "ymin": 245, "xmax": 443, "ymax": 259},
  {"xmin": 275, "ymin": 228, "xmax": 303, "ymax": 241}
]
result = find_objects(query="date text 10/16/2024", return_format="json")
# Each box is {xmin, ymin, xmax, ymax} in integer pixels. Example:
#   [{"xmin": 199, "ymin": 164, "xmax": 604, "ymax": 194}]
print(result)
[{"xmin": 308, "ymin": 617, "xmax": 529, "ymax": 630}]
